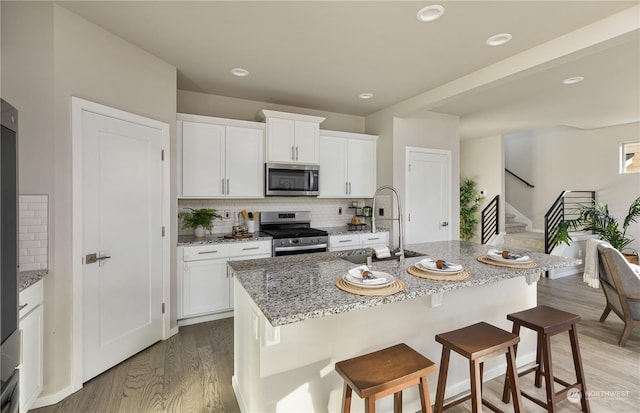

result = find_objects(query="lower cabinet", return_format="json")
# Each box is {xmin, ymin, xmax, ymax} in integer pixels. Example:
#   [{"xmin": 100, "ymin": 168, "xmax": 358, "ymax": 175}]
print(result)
[
  {"xmin": 178, "ymin": 241, "xmax": 271, "ymax": 324},
  {"xmin": 19, "ymin": 279, "xmax": 44, "ymax": 413},
  {"xmin": 329, "ymin": 232, "xmax": 389, "ymax": 252}
]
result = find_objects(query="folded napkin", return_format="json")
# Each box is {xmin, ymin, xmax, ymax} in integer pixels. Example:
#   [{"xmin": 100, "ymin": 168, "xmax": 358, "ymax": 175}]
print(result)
[
  {"xmin": 373, "ymin": 245, "xmax": 391, "ymax": 259},
  {"xmin": 418, "ymin": 258, "xmax": 463, "ymax": 271},
  {"xmin": 347, "ymin": 265, "xmax": 388, "ymax": 284},
  {"xmin": 488, "ymin": 249, "xmax": 530, "ymax": 262}
]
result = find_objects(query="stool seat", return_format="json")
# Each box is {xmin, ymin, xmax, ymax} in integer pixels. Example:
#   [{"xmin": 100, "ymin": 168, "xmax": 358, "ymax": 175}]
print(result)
[
  {"xmin": 502, "ymin": 305, "xmax": 590, "ymax": 413},
  {"xmin": 335, "ymin": 343, "xmax": 436, "ymax": 413},
  {"xmin": 434, "ymin": 322, "xmax": 523, "ymax": 413}
]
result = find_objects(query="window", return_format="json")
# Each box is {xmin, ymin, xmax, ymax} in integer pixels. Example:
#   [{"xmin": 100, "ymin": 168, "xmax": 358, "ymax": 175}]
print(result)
[{"xmin": 621, "ymin": 141, "xmax": 640, "ymax": 174}]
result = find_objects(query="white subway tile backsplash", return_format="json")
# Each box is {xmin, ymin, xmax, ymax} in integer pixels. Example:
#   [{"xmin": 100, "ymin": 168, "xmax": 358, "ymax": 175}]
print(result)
[{"xmin": 19, "ymin": 195, "xmax": 48, "ymax": 271}]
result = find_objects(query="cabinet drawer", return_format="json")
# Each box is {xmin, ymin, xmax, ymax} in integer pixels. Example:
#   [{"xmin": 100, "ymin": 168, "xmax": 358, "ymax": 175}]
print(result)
[
  {"xmin": 19, "ymin": 279, "xmax": 44, "ymax": 319},
  {"xmin": 329, "ymin": 234, "xmax": 360, "ymax": 251},
  {"xmin": 183, "ymin": 244, "xmax": 230, "ymax": 261},
  {"xmin": 227, "ymin": 241, "xmax": 272, "ymax": 257},
  {"xmin": 360, "ymin": 232, "xmax": 389, "ymax": 246}
]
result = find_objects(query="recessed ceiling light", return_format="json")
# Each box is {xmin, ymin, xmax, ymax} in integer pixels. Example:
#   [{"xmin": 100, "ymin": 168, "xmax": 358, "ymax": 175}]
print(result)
[
  {"xmin": 562, "ymin": 76, "xmax": 585, "ymax": 85},
  {"xmin": 486, "ymin": 33, "xmax": 512, "ymax": 46},
  {"xmin": 230, "ymin": 68, "xmax": 249, "ymax": 77},
  {"xmin": 416, "ymin": 5, "xmax": 445, "ymax": 22},
  {"xmin": 359, "ymin": 93, "xmax": 374, "ymax": 99}
]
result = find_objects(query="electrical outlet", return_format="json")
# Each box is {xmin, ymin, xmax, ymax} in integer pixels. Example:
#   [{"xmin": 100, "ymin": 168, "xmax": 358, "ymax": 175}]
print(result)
[
  {"xmin": 223, "ymin": 210, "xmax": 231, "ymax": 220},
  {"xmin": 338, "ymin": 207, "xmax": 342, "ymax": 215},
  {"xmin": 379, "ymin": 208, "xmax": 384, "ymax": 216}
]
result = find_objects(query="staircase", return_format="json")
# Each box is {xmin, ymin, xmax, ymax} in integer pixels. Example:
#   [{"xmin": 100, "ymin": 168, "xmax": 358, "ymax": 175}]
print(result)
[{"xmin": 502, "ymin": 213, "xmax": 545, "ymax": 252}]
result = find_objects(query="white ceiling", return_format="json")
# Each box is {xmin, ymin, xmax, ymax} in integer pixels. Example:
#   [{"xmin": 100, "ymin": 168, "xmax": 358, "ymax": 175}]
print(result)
[{"xmin": 57, "ymin": 1, "xmax": 640, "ymax": 139}]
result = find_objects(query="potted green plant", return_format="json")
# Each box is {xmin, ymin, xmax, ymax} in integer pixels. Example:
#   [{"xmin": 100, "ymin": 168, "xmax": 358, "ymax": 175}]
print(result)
[
  {"xmin": 460, "ymin": 177, "xmax": 484, "ymax": 241},
  {"xmin": 558, "ymin": 196, "xmax": 640, "ymax": 263},
  {"xmin": 179, "ymin": 207, "xmax": 222, "ymax": 238}
]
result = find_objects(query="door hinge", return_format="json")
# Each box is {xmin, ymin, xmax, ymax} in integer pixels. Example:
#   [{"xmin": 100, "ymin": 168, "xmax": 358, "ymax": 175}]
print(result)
[
  {"xmin": 161, "ymin": 149, "xmax": 164, "ymax": 161},
  {"xmin": 162, "ymin": 226, "xmax": 165, "ymax": 237},
  {"xmin": 162, "ymin": 302, "xmax": 165, "ymax": 314}
]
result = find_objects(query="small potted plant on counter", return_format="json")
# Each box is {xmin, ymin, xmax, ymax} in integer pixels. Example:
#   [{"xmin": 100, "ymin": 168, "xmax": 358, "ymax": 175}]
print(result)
[{"xmin": 178, "ymin": 207, "xmax": 222, "ymax": 238}]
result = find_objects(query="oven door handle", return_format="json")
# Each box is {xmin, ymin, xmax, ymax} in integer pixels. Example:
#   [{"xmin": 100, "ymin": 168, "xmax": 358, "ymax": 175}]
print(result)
[{"xmin": 274, "ymin": 243, "xmax": 328, "ymax": 252}]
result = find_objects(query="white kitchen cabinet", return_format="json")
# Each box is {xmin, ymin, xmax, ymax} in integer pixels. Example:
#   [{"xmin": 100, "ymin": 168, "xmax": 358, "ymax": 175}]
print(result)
[
  {"xmin": 329, "ymin": 231, "xmax": 389, "ymax": 252},
  {"xmin": 178, "ymin": 114, "xmax": 264, "ymax": 198},
  {"xmin": 260, "ymin": 110, "xmax": 325, "ymax": 164},
  {"xmin": 19, "ymin": 279, "xmax": 44, "ymax": 413},
  {"xmin": 319, "ymin": 130, "xmax": 377, "ymax": 198},
  {"xmin": 178, "ymin": 240, "xmax": 271, "ymax": 324}
]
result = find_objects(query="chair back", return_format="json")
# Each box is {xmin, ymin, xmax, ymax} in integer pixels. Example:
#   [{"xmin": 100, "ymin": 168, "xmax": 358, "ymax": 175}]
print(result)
[{"xmin": 598, "ymin": 243, "xmax": 640, "ymax": 321}]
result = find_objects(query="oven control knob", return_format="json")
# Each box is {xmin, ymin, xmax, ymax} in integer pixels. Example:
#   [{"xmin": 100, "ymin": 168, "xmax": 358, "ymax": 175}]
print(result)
[{"xmin": 289, "ymin": 239, "xmax": 299, "ymax": 244}]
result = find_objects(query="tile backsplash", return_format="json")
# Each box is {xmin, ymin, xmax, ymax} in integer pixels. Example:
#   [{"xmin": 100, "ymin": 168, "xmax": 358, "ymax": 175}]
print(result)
[
  {"xmin": 177, "ymin": 196, "xmax": 392, "ymax": 235},
  {"xmin": 19, "ymin": 195, "xmax": 48, "ymax": 272}
]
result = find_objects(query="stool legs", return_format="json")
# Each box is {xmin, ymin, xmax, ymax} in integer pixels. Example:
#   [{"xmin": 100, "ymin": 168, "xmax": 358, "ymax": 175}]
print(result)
[
  {"xmin": 419, "ymin": 376, "xmax": 433, "ymax": 413},
  {"xmin": 434, "ymin": 347, "xmax": 450, "ymax": 413},
  {"xmin": 342, "ymin": 383, "xmax": 352, "ymax": 413},
  {"xmin": 569, "ymin": 325, "xmax": 590, "ymax": 412}
]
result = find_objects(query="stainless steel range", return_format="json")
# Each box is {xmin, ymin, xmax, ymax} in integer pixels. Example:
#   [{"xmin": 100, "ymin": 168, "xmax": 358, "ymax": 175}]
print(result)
[{"xmin": 260, "ymin": 211, "xmax": 328, "ymax": 256}]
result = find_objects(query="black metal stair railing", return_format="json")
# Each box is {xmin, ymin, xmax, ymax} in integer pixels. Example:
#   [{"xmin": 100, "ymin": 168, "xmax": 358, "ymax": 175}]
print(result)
[
  {"xmin": 544, "ymin": 190, "xmax": 596, "ymax": 253},
  {"xmin": 481, "ymin": 195, "xmax": 500, "ymax": 244}
]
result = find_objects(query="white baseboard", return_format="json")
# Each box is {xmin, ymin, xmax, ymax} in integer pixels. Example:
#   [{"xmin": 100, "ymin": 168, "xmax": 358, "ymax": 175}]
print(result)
[
  {"xmin": 31, "ymin": 384, "xmax": 75, "ymax": 409},
  {"xmin": 232, "ymin": 376, "xmax": 248, "ymax": 413},
  {"xmin": 177, "ymin": 310, "xmax": 233, "ymax": 327}
]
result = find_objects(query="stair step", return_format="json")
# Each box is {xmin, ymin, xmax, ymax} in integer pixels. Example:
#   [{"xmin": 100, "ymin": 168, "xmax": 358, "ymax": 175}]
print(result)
[
  {"xmin": 502, "ymin": 231, "xmax": 545, "ymax": 253},
  {"xmin": 505, "ymin": 213, "xmax": 517, "ymax": 224},
  {"xmin": 505, "ymin": 222, "xmax": 527, "ymax": 233}
]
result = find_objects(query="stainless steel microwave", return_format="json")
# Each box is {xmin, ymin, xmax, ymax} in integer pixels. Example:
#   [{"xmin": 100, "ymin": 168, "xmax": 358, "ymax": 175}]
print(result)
[{"xmin": 265, "ymin": 163, "xmax": 319, "ymax": 196}]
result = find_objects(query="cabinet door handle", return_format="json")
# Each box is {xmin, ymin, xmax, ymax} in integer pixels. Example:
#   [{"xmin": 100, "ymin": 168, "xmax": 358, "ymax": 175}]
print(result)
[
  {"xmin": 339, "ymin": 239, "xmax": 354, "ymax": 243},
  {"xmin": 19, "ymin": 303, "xmax": 28, "ymax": 312},
  {"xmin": 295, "ymin": 146, "xmax": 299, "ymax": 161},
  {"xmin": 348, "ymin": 182, "xmax": 352, "ymax": 194},
  {"xmin": 345, "ymin": 182, "xmax": 349, "ymax": 195},
  {"xmin": 291, "ymin": 146, "xmax": 295, "ymax": 161},
  {"xmin": 198, "ymin": 250, "xmax": 219, "ymax": 254},
  {"xmin": 367, "ymin": 237, "xmax": 381, "ymax": 241},
  {"xmin": 226, "ymin": 178, "xmax": 230, "ymax": 195},
  {"xmin": 242, "ymin": 246, "xmax": 260, "ymax": 251},
  {"xmin": 221, "ymin": 178, "xmax": 226, "ymax": 195}
]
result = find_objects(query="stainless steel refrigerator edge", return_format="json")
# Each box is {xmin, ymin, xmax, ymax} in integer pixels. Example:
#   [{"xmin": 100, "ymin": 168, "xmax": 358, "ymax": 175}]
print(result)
[{"xmin": 1, "ymin": 99, "xmax": 20, "ymax": 413}]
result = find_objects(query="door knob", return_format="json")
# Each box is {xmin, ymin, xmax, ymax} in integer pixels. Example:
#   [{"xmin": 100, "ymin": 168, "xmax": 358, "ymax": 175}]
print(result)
[{"xmin": 441, "ymin": 221, "xmax": 449, "ymax": 227}]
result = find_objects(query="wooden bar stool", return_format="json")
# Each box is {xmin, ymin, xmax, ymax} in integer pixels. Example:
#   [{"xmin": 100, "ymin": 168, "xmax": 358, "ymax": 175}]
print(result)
[
  {"xmin": 501, "ymin": 305, "xmax": 590, "ymax": 413},
  {"xmin": 434, "ymin": 322, "xmax": 523, "ymax": 413},
  {"xmin": 335, "ymin": 343, "xmax": 437, "ymax": 413}
]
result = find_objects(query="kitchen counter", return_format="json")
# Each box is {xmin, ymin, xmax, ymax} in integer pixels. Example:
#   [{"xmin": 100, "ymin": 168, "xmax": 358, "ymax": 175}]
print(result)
[
  {"xmin": 320, "ymin": 226, "xmax": 389, "ymax": 236},
  {"xmin": 228, "ymin": 240, "xmax": 579, "ymax": 327},
  {"xmin": 230, "ymin": 241, "xmax": 581, "ymax": 413},
  {"xmin": 19, "ymin": 269, "xmax": 48, "ymax": 292},
  {"xmin": 177, "ymin": 233, "xmax": 271, "ymax": 246}
]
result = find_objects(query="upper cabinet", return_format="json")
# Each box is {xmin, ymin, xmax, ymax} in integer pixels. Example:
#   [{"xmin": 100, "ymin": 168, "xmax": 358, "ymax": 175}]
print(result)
[
  {"xmin": 319, "ymin": 130, "xmax": 377, "ymax": 198},
  {"xmin": 260, "ymin": 109, "xmax": 325, "ymax": 164},
  {"xmin": 178, "ymin": 114, "xmax": 264, "ymax": 198}
]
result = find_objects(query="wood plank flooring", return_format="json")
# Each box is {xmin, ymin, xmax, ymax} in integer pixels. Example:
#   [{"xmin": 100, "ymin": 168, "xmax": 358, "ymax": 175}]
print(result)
[{"xmin": 32, "ymin": 273, "xmax": 639, "ymax": 412}]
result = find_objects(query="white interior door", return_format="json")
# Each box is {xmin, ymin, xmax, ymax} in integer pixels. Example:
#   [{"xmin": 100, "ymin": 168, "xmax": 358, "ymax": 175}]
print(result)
[
  {"xmin": 81, "ymin": 110, "xmax": 164, "ymax": 382},
  {"xmin": 405, "ymin": 147, "xmax": 451, "ymax": 244}
]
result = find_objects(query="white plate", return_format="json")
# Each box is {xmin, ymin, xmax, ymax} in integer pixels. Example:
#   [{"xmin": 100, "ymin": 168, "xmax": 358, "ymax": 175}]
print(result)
[
  {"xmin": 486, "ymin": 249, "xmax": 533, "ymax": 264},
  {"xmin": 415, "ymin": 259, "xmax": 464, "ymax": 273},
  {"xmin": 343, "ymin": 271, "xmax": 396, "ymax": 289}
]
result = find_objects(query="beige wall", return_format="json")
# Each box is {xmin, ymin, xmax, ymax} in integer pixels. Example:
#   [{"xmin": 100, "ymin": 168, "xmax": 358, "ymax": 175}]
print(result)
[
  {"xmin": 504, "ymin": 132, "xmax": 535, "ymax": 218},
  {"xmin": 461, "ymin": 135, "xmax": 504, "ymax": 242},
  {"xmin": 505, "ymin": 123, "xmax": 640, "ymax": 251},
  {"xmin": 178, "ymin": 89, "xmax": 365, "ymax": 133},
  {"xmin": 2, "ymin": 2, "xmax": 177, "ymax": 402}
]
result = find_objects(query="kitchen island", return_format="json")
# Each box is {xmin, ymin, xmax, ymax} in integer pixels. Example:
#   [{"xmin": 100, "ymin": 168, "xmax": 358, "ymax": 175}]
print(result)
[{"xmin": 228, "ymin": 241, "xmax": 580, "ymax": 413}]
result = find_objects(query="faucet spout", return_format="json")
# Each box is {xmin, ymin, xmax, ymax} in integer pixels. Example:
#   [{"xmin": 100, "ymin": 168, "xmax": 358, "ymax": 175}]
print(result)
[{"xmin": 371, "ymin": 185, "xmax": 405, "ymax": 264}]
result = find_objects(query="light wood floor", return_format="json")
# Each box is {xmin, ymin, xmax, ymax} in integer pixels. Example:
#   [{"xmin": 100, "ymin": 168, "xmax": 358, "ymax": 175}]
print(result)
[{"xmin": 32, "ymin": 273, "xmax": 639, "ymax": 412}]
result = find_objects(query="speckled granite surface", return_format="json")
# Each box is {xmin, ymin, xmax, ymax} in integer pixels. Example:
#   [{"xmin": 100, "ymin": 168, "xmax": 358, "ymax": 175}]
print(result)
[
  {"xmin": 229, "ymin": 241, "xmax": 581, "ymax": 326},
  {"xmin": 178, "ymin": 233, "xmax": 272, "ymax": 246},
  {"xmin": 19, "ymin": 270, "xmax": 47, "ymax": 292}
]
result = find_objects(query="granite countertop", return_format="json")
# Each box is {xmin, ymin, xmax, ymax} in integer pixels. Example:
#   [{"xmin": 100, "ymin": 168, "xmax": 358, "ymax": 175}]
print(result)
[
  {"xmin": 228, "ymin": 241, "xmax": 581, "ymax": 327},
  {"xmin": 178, "ymin": 233, "xmax": 272, "ymax": 246},
  {"xmin": 19, "ymin": 269, "xmax": 48, "ymax": 292},
  {"xmin": 320, "ymin": 226, "xmax": 390, "ymax": 236}
]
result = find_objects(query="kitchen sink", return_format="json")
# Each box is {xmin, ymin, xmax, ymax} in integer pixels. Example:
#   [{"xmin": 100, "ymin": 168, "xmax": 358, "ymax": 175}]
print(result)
[{"xmin": 338, "ymin": 250, "xmax": 426, "ymax": 265}]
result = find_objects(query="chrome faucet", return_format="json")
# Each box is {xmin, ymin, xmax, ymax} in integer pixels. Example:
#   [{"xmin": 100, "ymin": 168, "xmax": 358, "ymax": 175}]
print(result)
[{"xmin": 371, "ymin": 185, "xmax": 405, "ymax": 264}]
